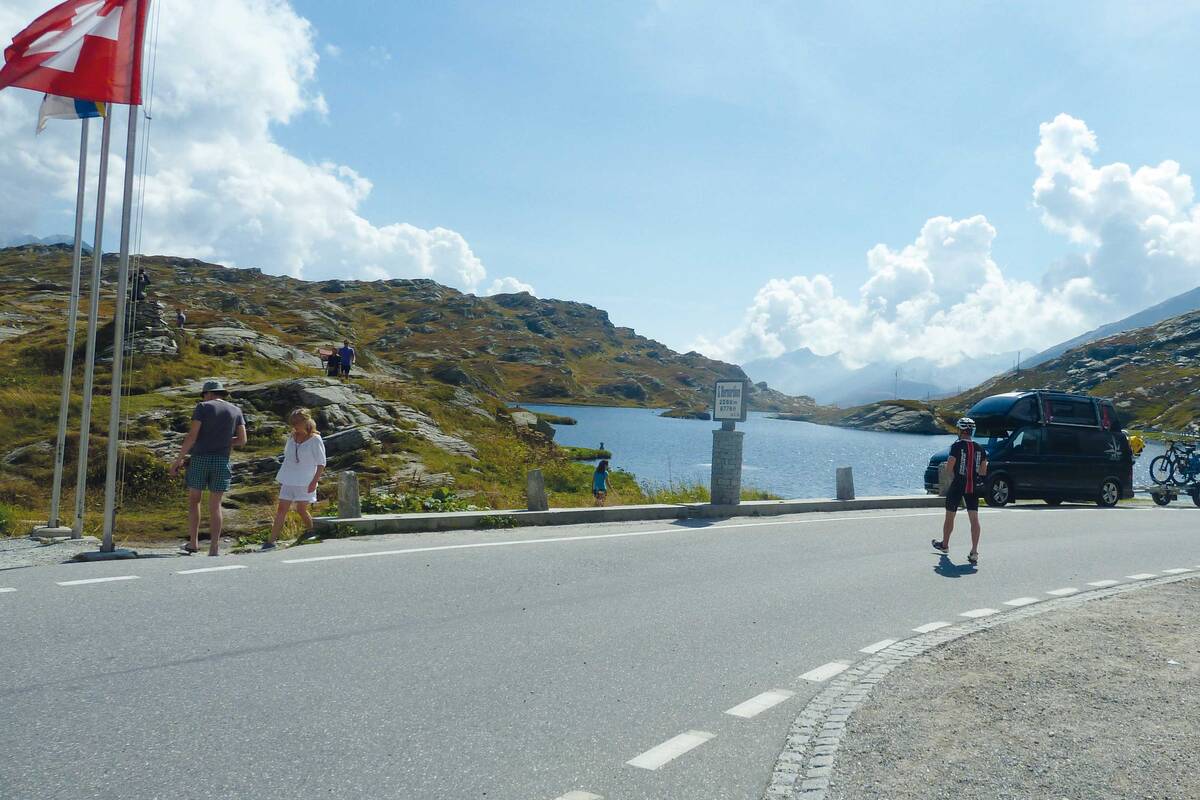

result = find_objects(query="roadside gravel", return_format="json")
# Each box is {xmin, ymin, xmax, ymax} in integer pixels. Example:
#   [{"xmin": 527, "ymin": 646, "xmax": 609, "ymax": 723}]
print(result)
[
  {"xmin": 0, "ymin": 536, "xmax": 183, "ymax": 570},
  {"xmin": 829, "ymin": 578, "xmax": 1200, "ymax": 800}
]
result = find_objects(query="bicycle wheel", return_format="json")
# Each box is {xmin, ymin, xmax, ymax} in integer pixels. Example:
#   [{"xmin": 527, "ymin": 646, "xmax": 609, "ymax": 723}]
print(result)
[{"xmin": 1149, "ymin": 455, "xmax": 1174, "ymax": 485}]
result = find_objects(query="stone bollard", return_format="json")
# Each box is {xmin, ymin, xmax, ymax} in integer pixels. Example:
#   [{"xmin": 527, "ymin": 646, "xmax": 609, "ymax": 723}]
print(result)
[
  {"xmin": 338, "ymin": 470, "xmax": 361, "ymax": 518},
  {"xmin": 835, "ymin": 466, "xmax": 855, "ymax": 501},
  {"xmin": 710, "ymin": 421, "xmax": 745, "ymax": 506},
  {"xmin": 526, "ymin": 469, "xmax": 549, "ymax": 512},
  {"xmin": 937, "ymin": 462, "xmax": 952, "ymax": 497}
]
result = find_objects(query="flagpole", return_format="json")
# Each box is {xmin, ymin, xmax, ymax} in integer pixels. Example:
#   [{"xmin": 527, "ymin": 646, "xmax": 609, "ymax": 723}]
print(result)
[
  {"xmin": 43, "ymin": 117, "xmax": 90, "ymax": 535},
  {"xmin": 71, "ymin": 112, "xmax": 113, "ymax": 538},
  {"xmin": 100, "ymin": 102, "xmax": 140, "ymax": 552}
]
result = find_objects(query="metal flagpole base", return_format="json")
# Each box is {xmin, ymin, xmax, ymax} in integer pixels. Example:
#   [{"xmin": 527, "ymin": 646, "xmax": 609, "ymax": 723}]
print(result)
[
  {"xmin": 73, "ymin": 548, "xmax": 139, "ymax": 562},
  {"xmin": 31, "ymin": 526, "xmax": 75, "ymax": 542}
]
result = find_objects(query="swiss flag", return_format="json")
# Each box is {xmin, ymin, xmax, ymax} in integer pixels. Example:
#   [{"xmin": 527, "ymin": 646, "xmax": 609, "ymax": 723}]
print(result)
[{"xmin": 0, "ymin": 0, "xmax": 149, "ymax": 105}]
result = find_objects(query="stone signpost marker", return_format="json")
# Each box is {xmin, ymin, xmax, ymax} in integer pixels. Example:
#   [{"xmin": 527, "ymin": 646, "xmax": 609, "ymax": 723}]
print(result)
[
  {"xmin": 526, "ymin": 469, "xmax": 549, "ymax": 512},
  {"xmin": 339, "ymin": 470, "xmax": 361, "ymax": 518},
  {"xmin": 710, "ymin": 379, "xmax": 749, "ymax": 506}
]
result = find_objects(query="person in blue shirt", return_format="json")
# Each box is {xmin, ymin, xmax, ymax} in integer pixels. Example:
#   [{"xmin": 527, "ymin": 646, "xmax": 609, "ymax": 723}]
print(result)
[
  {"xmin": 338, "ymin": 340, "xmax": 356, "ymax": 379},
  {"xmin": 593, "ymin": 459, "xmax": 611, "ymax": 506}
]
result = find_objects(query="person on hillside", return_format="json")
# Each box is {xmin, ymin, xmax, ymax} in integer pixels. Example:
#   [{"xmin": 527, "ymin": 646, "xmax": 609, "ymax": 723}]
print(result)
[
  {"xmin": 338, "ymin": 339, "xmax": 356, "ymax": 379},
  {"xmin": 170, "ymin": 380, "xmax": 247, "ymax": 556},
  {"xmin": 325, "ymin": 348, "xmax": 341, "ymax": 378},
  {"xmin": 593, "ymin": 459, "xmax": 611, "ymax": 506},
  {"xmin": 933, "ymin": 417, "xmax": 987, "ymax": 565},
  {"xmin": 264, "ymin": 408, "xmax": 326, "ymax": 550},
  {"xmin": 175, "ymin": 308, "xmax": 186, "ymax": 330}
]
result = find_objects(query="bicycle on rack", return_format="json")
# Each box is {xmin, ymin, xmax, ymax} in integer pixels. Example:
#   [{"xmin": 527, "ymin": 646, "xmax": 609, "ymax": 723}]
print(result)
[{"xmin": 1149, "ymin": 440, "xmax": 1200, "ymax": 485}]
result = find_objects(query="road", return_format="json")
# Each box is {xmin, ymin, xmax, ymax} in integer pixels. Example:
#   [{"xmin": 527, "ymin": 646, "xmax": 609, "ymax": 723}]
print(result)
[{"xmin": 2, "ymin": 504, "xmax": 1199, "ymax": 800}]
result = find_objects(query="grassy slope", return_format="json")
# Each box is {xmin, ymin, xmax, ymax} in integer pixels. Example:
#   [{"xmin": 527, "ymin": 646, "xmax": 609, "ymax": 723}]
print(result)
[{"xmin": 0, "ymin": 246, "xmax": 779, "ymax": 542}]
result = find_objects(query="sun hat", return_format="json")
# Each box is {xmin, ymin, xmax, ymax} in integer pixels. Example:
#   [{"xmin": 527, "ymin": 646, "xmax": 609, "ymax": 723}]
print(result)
[{"xmin": 201, "ymin": 379, "xmax": 228, "ymax": 395}]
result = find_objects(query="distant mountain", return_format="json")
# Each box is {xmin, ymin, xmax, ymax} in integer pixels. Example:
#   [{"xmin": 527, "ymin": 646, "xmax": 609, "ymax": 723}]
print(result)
[
  {"xmin": 744, "ymin": 349, "xmax": 1017, "ymax": 406},
  {"xmin": 2, "ymin": 234, "xmax": 91, "ymax": 251},
  {"xmin": 1025, "ymin": 285, "xmax": 1200, "ymax": 367}
]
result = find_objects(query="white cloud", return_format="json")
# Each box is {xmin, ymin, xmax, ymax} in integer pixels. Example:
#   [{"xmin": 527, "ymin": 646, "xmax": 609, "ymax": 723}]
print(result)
[
  {"xmin": 699, "ymin": 114, "xmax": 1200, "ymax": 366},
  {"xmin": 323, "ymin": 43, "xmax": 341, "ymax": 59},
  {"xmin": 483, "ymin": 276, "xmax": 536, "ymax": 296},
  {"xmin": 0, "ymin": 0, "xmax": 523, "ymax": 295}
]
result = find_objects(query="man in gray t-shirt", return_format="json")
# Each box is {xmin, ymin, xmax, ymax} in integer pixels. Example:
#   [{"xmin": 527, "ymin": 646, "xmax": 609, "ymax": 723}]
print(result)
[{"xmin": 170, "ymin": 380, "xmax": 247, "ymax": 556}]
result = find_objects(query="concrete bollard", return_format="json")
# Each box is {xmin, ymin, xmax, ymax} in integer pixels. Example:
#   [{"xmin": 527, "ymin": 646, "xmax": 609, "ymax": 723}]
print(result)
[
  {"xmin": 937, "ymin": 462, "xmax": 952, "ymax": 497},
  {"xmin": 338, "ymin": 470, "xmax": 361, "ymax": 518},
  {"xmin": 835, "ymin": 466, "xmax": 855, "ymax": 501},
  {"xmin": 526, "ymin": 469, "xmax": 549, "ymax": 512}
]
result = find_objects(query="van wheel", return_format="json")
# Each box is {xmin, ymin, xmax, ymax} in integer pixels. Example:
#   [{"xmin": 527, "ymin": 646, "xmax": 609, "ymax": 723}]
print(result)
[
  {"xmin": 986, "ymin": 475, "xmax": 1012, "ymax": 507},
  {"xmin": 1097, "ymin": 478, "xmax": 1121, "ymax": 507},
  {"xmin": 1044, "ymin": 498, "xmax": 1063, "ymax": 506}
]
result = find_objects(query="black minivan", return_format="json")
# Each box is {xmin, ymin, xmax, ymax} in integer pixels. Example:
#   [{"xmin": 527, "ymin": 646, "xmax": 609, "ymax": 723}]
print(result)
[{"xmin": 923, "ymin": 390, "xmax": 1134, "ymax": 507}]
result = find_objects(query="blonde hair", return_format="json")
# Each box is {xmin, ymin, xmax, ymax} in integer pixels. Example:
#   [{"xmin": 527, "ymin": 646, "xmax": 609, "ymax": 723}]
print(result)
[{"xmin": 288, "ymin": 407, "xmax": 316, "ymax": 434}]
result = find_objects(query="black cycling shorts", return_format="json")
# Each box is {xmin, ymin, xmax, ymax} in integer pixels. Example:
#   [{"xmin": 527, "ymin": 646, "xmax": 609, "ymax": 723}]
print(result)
[{"xmin": 945, "ymin": 481, "xmax": 979, "ymax": 513}]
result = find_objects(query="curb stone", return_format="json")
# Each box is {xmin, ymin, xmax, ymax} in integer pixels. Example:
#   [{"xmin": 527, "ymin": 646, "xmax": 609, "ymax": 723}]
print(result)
[{"xmin": 760, "ymin": 571, "xmax": 1200, "ymax": 800}]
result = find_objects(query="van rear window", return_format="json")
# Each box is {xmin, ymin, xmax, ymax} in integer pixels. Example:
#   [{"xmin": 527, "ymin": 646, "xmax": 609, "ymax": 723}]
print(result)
[{"xmin": 1042, "ymin": 398, "xmax": 1097, "ymax": 426}]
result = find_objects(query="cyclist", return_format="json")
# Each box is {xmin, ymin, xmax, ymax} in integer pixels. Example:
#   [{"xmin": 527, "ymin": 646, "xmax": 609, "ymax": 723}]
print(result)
[{"xmin": 933, "ymin": 417, "xmax": 988, "ymax": 565}]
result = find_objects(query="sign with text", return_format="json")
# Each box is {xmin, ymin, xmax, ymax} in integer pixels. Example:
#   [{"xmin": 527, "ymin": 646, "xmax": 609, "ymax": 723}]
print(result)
[{"xmin": 713, "ymin": 379, "xmax": 749, "ymax": 422}]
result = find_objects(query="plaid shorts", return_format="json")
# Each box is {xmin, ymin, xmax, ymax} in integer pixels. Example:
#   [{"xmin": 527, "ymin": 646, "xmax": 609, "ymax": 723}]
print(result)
[{"xmin": 185, "ymin": 454, "xmax": 232, "ymax": 493}]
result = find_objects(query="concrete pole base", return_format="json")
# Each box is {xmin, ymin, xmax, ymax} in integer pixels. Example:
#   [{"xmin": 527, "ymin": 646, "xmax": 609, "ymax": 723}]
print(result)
[
  {"xmin": 31, "ymin": 526, "xmax": 75, "ymax": 542},
  {"xmin": 73, "ymin": 548, "xmax": 139, "ymax": 562}
]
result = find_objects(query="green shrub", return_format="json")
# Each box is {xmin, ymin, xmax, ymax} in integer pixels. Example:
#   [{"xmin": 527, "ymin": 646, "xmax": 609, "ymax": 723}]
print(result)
[
  {"xmin": 0, "ymin": 503, "xmax": 17, "ymax": 536},
  {"xmin": 479, "ymin": 514, "xmax": 517, "ymax": 529},
  {"xmin": 360, "ymin": 487, "xmax": 482, "ymax": 514}
]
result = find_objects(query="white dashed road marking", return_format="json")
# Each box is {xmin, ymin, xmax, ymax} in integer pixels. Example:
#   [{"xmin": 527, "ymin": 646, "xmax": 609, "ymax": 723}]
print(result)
[
  {"xmin": 960, "ymin": 608, "xmax": 998, "ymax": 618},
  {"xmin": 913, "ymin": 621, "xmax": 950, "ymax": 633},
  {"xmin": 176, "ymin": 565, "xmax": 248, "ymax": 575},
  {"xmin": 56, "ymin": 575, "xmax": 139, "ymax": 587},
  {"xmin": 0, "ymin": 587, "xmax": 16, "ymax": 593},
  {"xmin": 1087, "ymin": 580, "xmax": 1120, "ymax": 587},
  {"xmin": 552, "ymin": 791, "xmax": 603, "ymax": 800},
  {"xmin": 1162, "ymin": 568, "xmax": 1192, "ymax": 574},
  {"xmin": 1046, "ymin": 587, "xmax": 1078, "ymax": 596},
  {"xmin": 1004, "ymin": 597, "xmax": 1041, "ymax": 607},
  {"xmin": 798, "ymin": 662, "xmax": 850, "ymax": 682},
  {"xmin": 626, "ymin": 730, "xmax": 715, "ymax": 770},
  {"xmin": 1127, "ymin": 573, "xmax": 1158, "ymax": 580},
  {"xmin": 725, "ymin": 689, "xmax": 795, "ymax": 719},
  {"xmin": 859, "ymin": 639, "xmax": 897, "ymax": 654}
]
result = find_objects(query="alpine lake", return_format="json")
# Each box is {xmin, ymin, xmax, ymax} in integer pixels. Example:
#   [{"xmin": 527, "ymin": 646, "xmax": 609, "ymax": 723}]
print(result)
[{"xmin": 523, "ymin": 404, "xmax": 1167, "ymax": 500}]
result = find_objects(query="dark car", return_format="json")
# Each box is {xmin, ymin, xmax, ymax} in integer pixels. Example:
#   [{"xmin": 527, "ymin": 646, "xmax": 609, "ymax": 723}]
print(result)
[{"xmin": 923, "ymin": 390, "xmax": 1134, "ymax": 507}]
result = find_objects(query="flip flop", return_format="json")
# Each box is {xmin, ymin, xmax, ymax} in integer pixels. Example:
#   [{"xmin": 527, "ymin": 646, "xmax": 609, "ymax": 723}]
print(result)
[{"xmin": 181, "ymin": 543, "xmax": 198, "ymax": 554}]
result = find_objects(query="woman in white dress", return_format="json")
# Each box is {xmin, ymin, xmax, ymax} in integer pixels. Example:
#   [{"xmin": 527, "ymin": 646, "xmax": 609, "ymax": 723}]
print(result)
[{"xmin": 264, "ymin": 408, "xmax": 327, "ymax": 549}]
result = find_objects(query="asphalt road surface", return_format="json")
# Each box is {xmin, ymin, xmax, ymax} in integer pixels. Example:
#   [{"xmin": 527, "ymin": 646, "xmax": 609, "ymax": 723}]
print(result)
[{"xmin": 3, "ymin": 504, "xmax": 1199, "ymax": 800}]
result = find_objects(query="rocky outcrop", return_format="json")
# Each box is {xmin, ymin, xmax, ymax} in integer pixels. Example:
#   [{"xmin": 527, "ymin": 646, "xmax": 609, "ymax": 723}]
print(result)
[
  {"xmin": 197, "ymin": 325, "xmax": 322, "ymax": 369},
  {"xmin": 509, "ymin": 410, "xmax": 556, "ymax": 439}
]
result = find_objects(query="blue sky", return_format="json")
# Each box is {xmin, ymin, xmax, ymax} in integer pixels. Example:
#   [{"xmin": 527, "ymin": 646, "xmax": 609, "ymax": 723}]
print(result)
[{"xmin": 5, "ymin": 0, "xmax": 1200, "ymax": 363}]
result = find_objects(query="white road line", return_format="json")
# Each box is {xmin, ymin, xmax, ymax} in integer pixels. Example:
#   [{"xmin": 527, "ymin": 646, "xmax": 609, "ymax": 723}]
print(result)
[
  {"xmin": 176, "ymin": 565, "xmax": 248, "ymax": 575},
  {"xmin": 552, "ymin": 792, "xmax": 603, "ymax": 800},
  {"xmin": 859, "ymin": 639, "xmax": 897, "ymax": 654},
  {"xmin": 1087, "ymin": 580, "xmax": 1120, "ymax": 587},
  {"xmin": 798, "ymin": 661, "xmax": 850, "ymax": 682},
  {"xmin": 959, "ymin": 608, "xmax": 998, "ymax": 618},
  {"xmin": 0, "ymin": 587, "xmax": 16, "ymax": 593},
  {"xmin": 626, "ymin": 730, "xmax": 715, "ymax": 770},
  {"xmin": 1127, "ymin": 573, "xmax": 1158, "ymax": 580},
  {"xmin": 913, "ymin": 621, "xmax": 950, "ymax": 633},
  {"xmin": 1162, "ymin": 568, "xmax": 1193, "ymax": 574},
  {"xmin": 1004, "ymin": 597, "xmax": 1041, "ymax": 607},
  {"xmin": 725, "ymin": 689, "xmax": 795, "ymax": 719},
  {"xmin": 281, "ymin": 512, "xmax": 949, "ymax": 564},
  {"xmin": 56, "ymin": 575, "xmax": 139, "ymax": 587},
  {"xmin": 1046, "ymin": 587, "xmax": 1078, "ymax": 596}
]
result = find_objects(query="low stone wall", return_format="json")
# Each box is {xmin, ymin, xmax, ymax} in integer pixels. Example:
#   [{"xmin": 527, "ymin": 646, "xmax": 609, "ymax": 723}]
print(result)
[{"xmin": 313, "ymin": 495, "xmax": 945, "ymax": 536}]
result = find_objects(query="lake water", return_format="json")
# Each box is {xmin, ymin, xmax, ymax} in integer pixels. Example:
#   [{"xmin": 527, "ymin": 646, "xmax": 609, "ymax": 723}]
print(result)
[{"xmin": 524, "ymin": 404, "xmax": 1167, "ymax": 500}]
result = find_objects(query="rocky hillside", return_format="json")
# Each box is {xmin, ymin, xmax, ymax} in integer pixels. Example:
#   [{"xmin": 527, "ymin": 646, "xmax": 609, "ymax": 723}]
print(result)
[
  {"xmin": 0, "ymin": 244, "xmax": 810, "ymax": 542},
  {"xmin": 945, "ymin": 309, "xmax": 1200, "ymax": 434}
]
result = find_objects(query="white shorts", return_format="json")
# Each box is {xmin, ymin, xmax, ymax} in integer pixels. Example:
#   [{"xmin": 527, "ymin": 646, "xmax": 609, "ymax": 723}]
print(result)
[{"xmin": 278, "ymin": 484, "xmax": 316, "ymax": 503}]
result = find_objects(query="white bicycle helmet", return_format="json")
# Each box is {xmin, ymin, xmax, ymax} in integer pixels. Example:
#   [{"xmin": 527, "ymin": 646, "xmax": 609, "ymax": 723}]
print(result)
[{"xmin": 956, "ymin": 417, "xmax": 976, "ymax": 432}]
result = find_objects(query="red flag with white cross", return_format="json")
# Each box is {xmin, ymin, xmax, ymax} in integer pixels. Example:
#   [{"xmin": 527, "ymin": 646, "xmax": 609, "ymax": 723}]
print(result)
[{"xmin": 0, "ymin": 0, "xmax": 150, "ymax": 105}]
